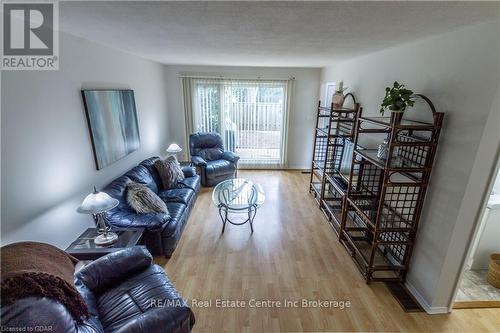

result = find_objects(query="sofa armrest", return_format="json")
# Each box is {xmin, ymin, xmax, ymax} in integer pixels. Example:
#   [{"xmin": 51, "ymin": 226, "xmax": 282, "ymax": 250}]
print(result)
[
  {"xmin": 191, "ymin": 156, "xmax": 207, "ymax": 167},
  {"xmin": 181, "ymin": 166, "xmax": 196, "ymax": 178},
  {"xmin": 75, "ymin": 246, "xmax": 153, "ymax": 293},
  {"xmin": 222, "ymin": 151, "xmax": 240, "ymax": 163}
]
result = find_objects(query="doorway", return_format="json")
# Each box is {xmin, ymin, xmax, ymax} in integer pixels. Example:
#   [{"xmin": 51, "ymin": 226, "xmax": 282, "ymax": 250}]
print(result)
[
  {"xmin": 192, "ymin": 78, "xmax": 291, "ymax": 168},
  {"xmin": 454, "ymin": 160, "xmax": 500, "ymax": 308}
]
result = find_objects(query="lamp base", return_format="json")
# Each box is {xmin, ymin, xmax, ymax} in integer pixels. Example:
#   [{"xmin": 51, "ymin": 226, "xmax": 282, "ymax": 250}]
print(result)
[{"xmin": 94, "ymin": 232, "xmax": 118, "ymax": 246}]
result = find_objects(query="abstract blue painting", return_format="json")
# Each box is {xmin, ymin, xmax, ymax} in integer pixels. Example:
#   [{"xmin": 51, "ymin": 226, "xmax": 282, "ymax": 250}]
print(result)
[{"xmin": 82, "ymin": 90, "xmax": 140, "ymax": 170}]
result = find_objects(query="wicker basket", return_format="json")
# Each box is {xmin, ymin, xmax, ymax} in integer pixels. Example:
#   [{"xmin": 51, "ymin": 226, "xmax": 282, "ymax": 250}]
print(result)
[{"xmin": 487, "ymin": 253, "xmax": 500, "ymax": 289}]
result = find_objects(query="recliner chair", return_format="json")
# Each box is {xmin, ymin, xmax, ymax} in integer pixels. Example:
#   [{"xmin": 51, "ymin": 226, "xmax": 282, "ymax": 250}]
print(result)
[{"xmin": 189, "ymin": 132, "xmax": 240, "ymax": 187}]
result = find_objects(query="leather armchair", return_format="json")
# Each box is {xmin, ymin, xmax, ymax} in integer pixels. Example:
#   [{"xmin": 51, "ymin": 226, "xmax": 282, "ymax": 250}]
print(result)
[
  {"xmin": 1, "ymin": 247, "xmax": 195, "ymax": 333},
  {"xmin": 189, "ymin": 132, "xmax": 240, "ymax": 187}
]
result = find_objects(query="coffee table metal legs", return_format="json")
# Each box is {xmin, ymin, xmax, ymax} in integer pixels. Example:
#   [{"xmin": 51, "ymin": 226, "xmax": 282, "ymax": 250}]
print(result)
[{"xmin": 218, "ymin": 204, "xmax": 258, "ymax": 233}]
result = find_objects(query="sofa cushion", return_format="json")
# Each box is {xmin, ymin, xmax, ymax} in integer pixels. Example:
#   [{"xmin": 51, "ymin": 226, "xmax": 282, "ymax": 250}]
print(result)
[
  {"xmin": 127, "ymin": 182, "xmax": 170, "ymax": 215},
  {"xmin": 95, "ymin": 265, "xmax": 194, "ymax": 333},
  {"xmin": 158, "ymin": 188, "xmax": 194, "ymax": 206},
  {"xmin": 103, "ymin": 175, "xmax": 133, "ymax": 210},
  {"xmin": 125, "ymin": 165, "xmax": 159, "ymax": 194},
  {"xmin": 161, "ymin": 203, "xmax": 187, "ymax": 237},
  {"xmin": 105, "ymin": 209, "xmax": 169, "ymax": 231},
  {"xmin": 205, "ymin": 159, "xmax": 236, "ymax": 178},
  {"xmin": 178, "ymin": 175, "xmax": 201, "ymax": 192},
  {"xmin": 139, "ymin": 157, "xmax": 162, "ymax": 189}
]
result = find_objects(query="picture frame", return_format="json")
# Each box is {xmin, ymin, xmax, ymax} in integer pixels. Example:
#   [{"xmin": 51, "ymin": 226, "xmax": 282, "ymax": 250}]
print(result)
[{"xmin": 81, "ymin": 89, "xmax": 140, "ymax": 170}]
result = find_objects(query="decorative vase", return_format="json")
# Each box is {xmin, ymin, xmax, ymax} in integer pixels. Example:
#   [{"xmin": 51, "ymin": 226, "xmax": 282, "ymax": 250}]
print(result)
[
  {"xmin": 377, "ymin": 139, "xmax": 389, "ymax": 160},
  {"xmin": 332, "ymin": 91, "xmax": 345, "ymax": 108}
]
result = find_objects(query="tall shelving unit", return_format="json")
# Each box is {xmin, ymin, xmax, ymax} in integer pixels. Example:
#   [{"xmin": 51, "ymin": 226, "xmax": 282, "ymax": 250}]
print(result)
[
  {"xmin": 339, "ymin": 95, "xmax": 444, "ymax": 283},
  {"xmin": 309, "ymin": 95, "xmax": 360, "ymax": 235}
]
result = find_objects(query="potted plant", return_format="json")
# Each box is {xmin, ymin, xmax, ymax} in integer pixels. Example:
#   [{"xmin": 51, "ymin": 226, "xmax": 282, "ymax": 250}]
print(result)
[
  {"xmin": 380, "ymin": 81, "xmax": 415, "ymax": 115},
  {"xmin": 332, "ymin": 81, "xmax": 348, "ymax": 108}
]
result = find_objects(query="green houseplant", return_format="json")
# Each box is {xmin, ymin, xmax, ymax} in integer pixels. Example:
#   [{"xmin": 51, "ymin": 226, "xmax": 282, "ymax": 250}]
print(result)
[{"xmin": 380, "ymin": 81, "xmax": 414, "ymax": 115}]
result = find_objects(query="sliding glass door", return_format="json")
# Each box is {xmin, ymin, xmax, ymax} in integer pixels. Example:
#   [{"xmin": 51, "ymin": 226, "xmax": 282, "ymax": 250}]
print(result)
[{"xmin": 192, "ymin": 79, "xmax": 289, "ymax": 168}]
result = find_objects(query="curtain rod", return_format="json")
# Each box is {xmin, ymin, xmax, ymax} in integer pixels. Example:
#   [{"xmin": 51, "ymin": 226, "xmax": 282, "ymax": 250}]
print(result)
[{"xmin": 178, "ymin": 73, "xmax": 295, "ymax": 81}]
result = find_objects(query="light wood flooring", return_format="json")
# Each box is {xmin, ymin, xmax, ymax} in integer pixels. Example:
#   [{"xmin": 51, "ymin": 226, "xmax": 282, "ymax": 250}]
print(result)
[{"xmin": 157, "ymin": 170, "xmax": 500, "ymax": 332}]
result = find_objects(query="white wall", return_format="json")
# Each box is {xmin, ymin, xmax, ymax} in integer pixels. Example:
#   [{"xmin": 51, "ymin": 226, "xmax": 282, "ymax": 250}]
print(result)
[
  {"xmin": 1, "ymin": 32, "xmax": 170, "ymax": 248},
  {"xmin": 162, "ymin": 65, "xmax": 320, "ymax": 169},
  {"xmin": 493, "ymin": 168, "xmax": 500, "ymax": 194},
  {"xmin": 470, "ymin": 206, "xmax": 500, "ymax": 270},
  {"xmin": 319, "ymin": 20, "xmax": 500, "ymax": 311}
]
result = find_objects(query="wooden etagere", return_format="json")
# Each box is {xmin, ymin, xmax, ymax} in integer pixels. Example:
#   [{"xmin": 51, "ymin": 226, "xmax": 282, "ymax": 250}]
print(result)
[
  {"xmin": 339, "ymin": 95, "xmax": 444, "ymax": 283},
  {"xmin": 309, "ymin": 94, "xmax": 360, "ymax": 234}
]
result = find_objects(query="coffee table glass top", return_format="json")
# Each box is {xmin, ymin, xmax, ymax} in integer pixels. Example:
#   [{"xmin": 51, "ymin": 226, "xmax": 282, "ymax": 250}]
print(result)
[{"xmin": 212, "ymin": 178, "xmax": 265, "ymax": 212}]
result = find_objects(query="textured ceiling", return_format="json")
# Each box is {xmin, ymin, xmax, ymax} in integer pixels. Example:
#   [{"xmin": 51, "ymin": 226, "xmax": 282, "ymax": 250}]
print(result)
[{"xmin": 60, "ymin": 1, "xmax": 500, "ymax": 67}]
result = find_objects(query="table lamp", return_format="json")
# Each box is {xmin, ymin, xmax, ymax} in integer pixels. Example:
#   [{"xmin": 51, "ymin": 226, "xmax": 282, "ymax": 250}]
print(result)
[
  {"xmin": 166, "ymin": 143, "xmax": 183, "ymax": 161},
  {"xmin": 77, "ymin": 187, "xmax": 119, "ymax": 246}
]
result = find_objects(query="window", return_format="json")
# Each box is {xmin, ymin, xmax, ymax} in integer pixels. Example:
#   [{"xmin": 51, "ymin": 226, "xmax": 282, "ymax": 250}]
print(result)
[{"xmin": 190, "ymin": 78, "xmax": 291, "ymax": 168}]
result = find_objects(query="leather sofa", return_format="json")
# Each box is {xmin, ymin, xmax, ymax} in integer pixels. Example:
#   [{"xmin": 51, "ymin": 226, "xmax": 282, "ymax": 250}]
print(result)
[
  {"xmin": 103, "ymin": 157, "xmax": 200, "ymax": 258},
  {"xmin": 1, "ymin": 246, "xmax": 195, "ymax": 333},
  {"xmin": 189, "ymin": 132, "xmax": 240, "ymax": 187}
]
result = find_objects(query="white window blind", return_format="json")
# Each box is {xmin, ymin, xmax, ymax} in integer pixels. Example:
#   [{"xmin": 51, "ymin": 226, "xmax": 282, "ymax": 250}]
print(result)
[{"xmin": 185, "ymin": 77, "xmax": 293, "ymax": 168}]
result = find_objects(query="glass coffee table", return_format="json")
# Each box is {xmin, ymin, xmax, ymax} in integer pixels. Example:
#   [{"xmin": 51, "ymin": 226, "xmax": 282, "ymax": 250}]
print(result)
[{"xmin": 212, "ymin": 178, "xmax": 265, "ymax": 233}]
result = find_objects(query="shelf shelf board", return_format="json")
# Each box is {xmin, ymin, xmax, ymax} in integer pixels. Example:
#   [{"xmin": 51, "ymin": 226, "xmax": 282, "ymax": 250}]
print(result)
[
  {"xmin": 312, "ymin": 160, "xmax": 325, "ymax": 170},
  {"xmin": 354, "ymin": 149, "xmax": 427, "ymax": 172},
  {"xmin": 359, "ymin": 116, "xmax": 435, "ymax": 129},
  {"xmin": 341, "ymin": 231, "xmax": 406, "ymax": 271},
  {"xmin": 345, "ymin": 197, "xmax": 377, "ymax": 229},
  {"xmin": 346, "ymin": 196, "xmax": 415, "ymax": 232},
  {"xmin": 325, "ymin": 173, "xmax": 348, "ymax": 195},
  {"xmin": 310, "ymin": 182, "xmax": 322, "ymax": 196},
  {"xmin": 309, "ymin": 182, "xmax": 322, "ymax": 206},
  {"xmin": 316, "ymin": 128, "xmax": 354, "ymax": 138},
  {"xmin": 319, "ymin": 106, "xmax": 358, "ymax": 113},
  {"xmin": 312, "ymin": 167, "xmax": 324, "ymax": 180}
]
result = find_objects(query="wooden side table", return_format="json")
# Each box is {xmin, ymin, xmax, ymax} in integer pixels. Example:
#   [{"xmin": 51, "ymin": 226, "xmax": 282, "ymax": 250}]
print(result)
[{"xmin": 66, "ymin": 227, "xmax": 144, "ymax": 261}]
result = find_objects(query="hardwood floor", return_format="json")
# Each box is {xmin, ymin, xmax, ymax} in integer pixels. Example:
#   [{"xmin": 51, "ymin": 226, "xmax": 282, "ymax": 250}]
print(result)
[{"xmin": 157, "ymin": 170, "xmax": 500, "ymax": 332}]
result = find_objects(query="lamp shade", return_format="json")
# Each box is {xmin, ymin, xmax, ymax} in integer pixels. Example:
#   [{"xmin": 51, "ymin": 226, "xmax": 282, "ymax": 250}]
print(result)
[
  {"xmin": 77, "ymin": 188, "xmax": 119, "ymax": 214},
  {"xmin": 166, "ymin": 143, "xmax": 182, "ymax": 154}
]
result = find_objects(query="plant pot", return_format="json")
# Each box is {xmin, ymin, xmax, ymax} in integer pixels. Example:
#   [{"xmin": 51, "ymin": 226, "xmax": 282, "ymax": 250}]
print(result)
[
  {"xmin": 332, "ymin": 91, "xmax": 345, "ymax": 108},
  {"xmin": 487, "ymin": 253, "xmax": 500, "ymax": 289}
]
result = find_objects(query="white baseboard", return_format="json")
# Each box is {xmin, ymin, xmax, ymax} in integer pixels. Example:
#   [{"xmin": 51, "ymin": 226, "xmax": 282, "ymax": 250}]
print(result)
[{"xmin": 405, "ymin": 281, "xmax": 450, "ymax": 314}]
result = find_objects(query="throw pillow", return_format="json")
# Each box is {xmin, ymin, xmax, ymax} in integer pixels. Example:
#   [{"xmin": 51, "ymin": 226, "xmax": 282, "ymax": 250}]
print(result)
[
  {"xmin": 154, "ymin": 156, "xmax": 185, "ymax": 190},
  {"xmin": 127, "ymin": 182, "xmax": 170, "ymax": 215}
]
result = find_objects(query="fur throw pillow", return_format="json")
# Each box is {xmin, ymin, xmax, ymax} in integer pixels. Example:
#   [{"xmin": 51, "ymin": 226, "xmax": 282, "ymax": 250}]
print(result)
[
  {"xmin": 127, "ymin": 182, "xmax": 170, "ymax": 215},
  {"xmin": 154, "ymin": 156, "xmax": 185, "ymax": 190}
]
